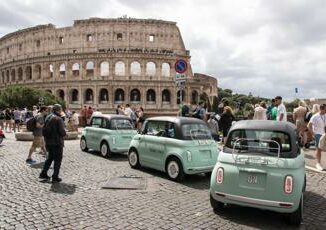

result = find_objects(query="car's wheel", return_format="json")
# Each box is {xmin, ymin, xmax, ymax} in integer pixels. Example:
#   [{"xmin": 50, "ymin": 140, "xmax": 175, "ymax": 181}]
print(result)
[
  {"xmin": 80, "ymin": 137, "xmax": 88, "ymax": 152},
  {"xmin": 128, "ymin": 149, "xmax": 140, "ymax": 169},
  {"xmin": 166, "ymin": 157, "xmax": 185, "ymax": 182},
  {"xmin": 210, "ymin": 193, "xmax": 224, "ymax": 212},
  {"xmin": 288, "ymin": 194, "xmax": 303, "ymax": 226},
  {"xmin": 100, "ymin": 141, "xmax": 112, "ymax": 158}
]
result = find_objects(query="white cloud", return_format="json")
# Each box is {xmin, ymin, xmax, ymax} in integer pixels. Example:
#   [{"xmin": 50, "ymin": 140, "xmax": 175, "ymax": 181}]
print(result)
[{"xmin": 0, "ymin": 0, "xmax": 325, "ymax": 100}]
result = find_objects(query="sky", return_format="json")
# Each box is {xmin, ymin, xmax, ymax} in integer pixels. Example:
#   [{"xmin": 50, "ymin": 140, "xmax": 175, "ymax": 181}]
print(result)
[{"xmin": 0, "ymin": 0, "xmax": 325, "ymax": 101}]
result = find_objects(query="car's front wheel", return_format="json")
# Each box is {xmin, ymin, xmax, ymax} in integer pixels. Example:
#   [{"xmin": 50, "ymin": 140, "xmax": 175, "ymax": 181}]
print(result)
[
  {"xmin": 287, "ymin": 194, "xmax": 303, "ymax": 226},
  {"xmin": 128, "ymin": 149, "xmax": 140, "ymax": 169},
  {"xmin": 80, "ymin": 137, "xmax": 88, "ymax": 152},
  {"xmin": 166, "ymin": 157, "xmax": 185, "ymax": 182},
  {"xmin": 210, "ymin": 193, "xmax": 224, "ymax": 212},
  {"xmin": 100, "ymin": 141, "xmax": 112, "ymax": 158}
]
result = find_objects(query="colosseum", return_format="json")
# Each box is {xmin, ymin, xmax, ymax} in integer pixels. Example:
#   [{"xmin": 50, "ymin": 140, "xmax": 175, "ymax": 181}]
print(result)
[{"xmin": 0, "ymin": 17, "xmax": 218, "ymax": 115}]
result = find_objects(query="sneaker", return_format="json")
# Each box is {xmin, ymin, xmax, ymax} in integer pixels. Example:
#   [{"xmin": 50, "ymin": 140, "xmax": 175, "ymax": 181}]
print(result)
[
  {"xmin": 52, "ymin": 178, "xmax": 62, "ymax": 183},
  {"xmin": 39, "ymin": 173, "xmax": 50, "ymax": 180},
  {"xmin": 26, "ymin": 159, "xmax": 36, "ymax": 164},
  {"xmin": 316, "ymin": 163, "xmax": 324, "ymax": 171}
]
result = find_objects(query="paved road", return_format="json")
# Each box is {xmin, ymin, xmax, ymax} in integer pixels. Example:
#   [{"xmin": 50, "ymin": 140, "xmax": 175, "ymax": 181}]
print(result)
[{"xmin": 0, "ymin": 133, "xmax": 326, "ymax": 229}]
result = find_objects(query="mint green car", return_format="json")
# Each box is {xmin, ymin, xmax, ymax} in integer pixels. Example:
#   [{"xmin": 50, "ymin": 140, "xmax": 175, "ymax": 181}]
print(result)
[
  {"xmin": 128, "ymin": 117, "xmax": 219, "ymax": 181},
  {"xmin": 210, "ymin": 120, "xmax": 305, "ymax": 225},
  {"xmin": 80, "ymin": 115, "xmax": 137, "ymax": 158}
]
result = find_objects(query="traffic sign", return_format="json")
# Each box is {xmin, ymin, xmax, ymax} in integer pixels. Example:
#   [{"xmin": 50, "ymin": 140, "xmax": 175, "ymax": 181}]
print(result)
[
  {"xmin": 176, "ymin": 80, "xmax": 186, "ymax": 89},
  {"xmin": 175, "ymin": 59, "xmax": 187, "ymax": 73},
  {"xmin": 175, "ymin": 73, "xmax": 186, "ymax": 82}
]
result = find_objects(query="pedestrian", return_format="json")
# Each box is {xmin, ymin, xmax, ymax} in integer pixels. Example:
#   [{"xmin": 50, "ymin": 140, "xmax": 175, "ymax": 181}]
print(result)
[
  {"xmin": 193, "ymin": 101, "xmax": 206, "ymax": 120},
  {"xmin": 39, "ymin": 104, "xmax": 66, "ymax": 182},
  {"xmin": 26, "ymin": 106, "xmax": 48, "ymax": 164},
  {"xmin": 86, "ymin": 106, "xmax": 93, "ymax": 125},
  {"xmin": 220, "ymin": 106, "xmax": 235, "ymax": 144},
  {"xmin": 0, "ymin": 109, "xmax": 5, "ymax": 130},
  {"xmin": 308, "ymin": 104, "xmax": 326, "ymax": 171},
  {"xmin": 311, "ymin": 104, "xmax": 320, "ymax": 115},
  {"xmin": 253, "ymin": 102, "xmax": 267, "ymax": 120},
  {"xmin": 79, "ymin": 106, "xmax": 87, "ymax": 127},
  {"xmin": 136, "ymin": 107, "xmax": 145, "ymax": 129},
  {"xmin": 4, "ymin": 108, "xmax": 13, "ymax": 132},
  {"xmin": 207, "ymin": 113, "xmax": 220, "ymax": 141},
  {"xmin": 275, "ymin": 96, "xmax": 287, "ymax": 122},
  {"xmin": 124, "ymin": 104, "xmax": 133, "ymax": 118},
  {"xmin": 13, "ymin": 108, "xmax": 22, "ymax": 132},
  {"xmin": 70, "ymin": 111, "xmax": 79, "ymax": 131},
  {"xmin": 293, "ymin": 101, "xmax": 308, "ymax": 147}
]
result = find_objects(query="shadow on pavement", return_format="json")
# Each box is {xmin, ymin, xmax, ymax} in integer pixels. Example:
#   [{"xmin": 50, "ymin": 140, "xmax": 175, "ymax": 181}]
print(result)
[
  {"xmin": 29, "ymin": 162, "xmax": 45, "ymax": 169},
  {"xmin": 83, "ymin": 150, "xmax": 127, "ymax": 162},
  {"xmin": 50, "ymin": 182, "xmax": 77, "ymax": 195}
]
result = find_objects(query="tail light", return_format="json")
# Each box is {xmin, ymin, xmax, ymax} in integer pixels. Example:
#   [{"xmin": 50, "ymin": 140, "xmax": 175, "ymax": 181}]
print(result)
[
  {"xmin": 284, "ymin": 175, "xmax": 293, "ymax": 194},
  {"xmin": 216, "ymin": 167, "xmax": 224, "ymax": 184}
]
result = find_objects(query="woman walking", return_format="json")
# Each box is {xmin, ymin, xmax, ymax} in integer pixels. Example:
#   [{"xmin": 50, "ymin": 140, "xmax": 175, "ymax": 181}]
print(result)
[{"xmin": 220, "ymin": 106, "xmax": 235, "ymax": 144}]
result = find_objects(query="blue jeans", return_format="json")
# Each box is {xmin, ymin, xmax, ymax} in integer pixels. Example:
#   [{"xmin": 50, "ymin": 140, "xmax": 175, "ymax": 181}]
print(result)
[{"xmin": 315, "ymin": 134, "xmax": 322, "ymax": 148}]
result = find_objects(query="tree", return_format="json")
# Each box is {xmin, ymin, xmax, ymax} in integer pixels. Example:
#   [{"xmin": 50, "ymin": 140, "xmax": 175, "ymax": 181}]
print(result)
[{"xmin": 0, "ymin": 86, "xmax": 65, "ymax": 109}]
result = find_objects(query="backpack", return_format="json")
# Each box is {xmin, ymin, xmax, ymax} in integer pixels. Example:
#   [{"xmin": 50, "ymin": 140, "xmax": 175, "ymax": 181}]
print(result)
[
  {"xmin": 304, "ymin": 112, "xmax": 312, "ymax": 123},
  {"xmin": 43, "ymin": 114, "xmax": 55, "ymax": 138},
  {"xmin": 26, "ymin": 117, "xmax": 37, "ymax": 132}
]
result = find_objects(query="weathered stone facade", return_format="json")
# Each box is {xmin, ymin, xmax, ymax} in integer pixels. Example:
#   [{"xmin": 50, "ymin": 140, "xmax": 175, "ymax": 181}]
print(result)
[{"xmin": 0, "ymin": 18, "xmax": 218, "ymax": 114}]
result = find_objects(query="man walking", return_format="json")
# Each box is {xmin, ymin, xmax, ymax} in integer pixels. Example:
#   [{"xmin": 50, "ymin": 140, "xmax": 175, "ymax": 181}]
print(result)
[
  {"xmin": 308, "ymin": 104, "xmax": 326, "ymax": 171},
  {"xmin": 26, "ymin": 106, "xmax": 48, "ymax": 163},
  {"xmin": 39, "ymin": 104, "xmax": 66, "ymax": 182},
  {"xmin": 275, "ymin": 96, "xmax": 287, "ymax": 122}
]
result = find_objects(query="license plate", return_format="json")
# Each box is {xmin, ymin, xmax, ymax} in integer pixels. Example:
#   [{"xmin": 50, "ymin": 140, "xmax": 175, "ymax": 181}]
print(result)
[{"xmin": 247, "ymin": 175, "xmax": 258, "ymax": 184}]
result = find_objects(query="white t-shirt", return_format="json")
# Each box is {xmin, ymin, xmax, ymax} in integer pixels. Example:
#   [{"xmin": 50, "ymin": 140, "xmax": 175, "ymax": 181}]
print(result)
[
  {"xmin": 309, "ymin": 113, "xmax": 326, "ymax": 135},
  {"xmin": 124, "ymin": 107, "xmax": 133, "ymax": 118},
  {"xmin": 277, "ymin": 103, "xmax": 287, "ymax": 122}
]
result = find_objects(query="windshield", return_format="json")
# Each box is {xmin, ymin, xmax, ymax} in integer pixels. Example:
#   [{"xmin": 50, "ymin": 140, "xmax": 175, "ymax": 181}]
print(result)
[
  {"xmin": 225, "ymin": 129, "xmax": 291, "ymax": 156},
  {"xmin": 110, "ymin": 119, "xmax": 133, "ymax": 130},
  {"xmin": 181, "ymin": 123, "xmax": 212, "ymax": 140}
]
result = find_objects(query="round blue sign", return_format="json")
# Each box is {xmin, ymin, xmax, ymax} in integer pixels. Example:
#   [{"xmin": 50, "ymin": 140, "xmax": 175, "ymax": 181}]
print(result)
[{"xmin": 175, "ymin": 59, "xmax": 187, "ymax": 73}]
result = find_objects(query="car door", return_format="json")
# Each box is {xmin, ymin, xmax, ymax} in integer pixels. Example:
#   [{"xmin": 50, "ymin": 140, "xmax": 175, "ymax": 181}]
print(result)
[{"xmin": 87, "ymin": 117, "xmax": 103, "ymax": 150}]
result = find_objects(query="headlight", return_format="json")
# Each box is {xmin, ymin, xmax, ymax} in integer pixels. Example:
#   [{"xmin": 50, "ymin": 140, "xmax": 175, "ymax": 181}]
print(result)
[{"xmin": 186, "ymin": 150, "xmax": 192, "ymax": 162}]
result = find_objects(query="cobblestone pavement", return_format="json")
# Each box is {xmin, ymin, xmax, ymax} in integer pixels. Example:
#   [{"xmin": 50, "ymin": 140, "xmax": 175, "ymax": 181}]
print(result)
[{"xmin": 1, "ymin": 133, "xmax": 326, "ymax": 229}]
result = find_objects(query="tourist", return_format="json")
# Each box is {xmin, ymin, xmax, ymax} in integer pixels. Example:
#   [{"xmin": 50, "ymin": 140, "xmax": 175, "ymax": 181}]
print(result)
[
  {"xmin": 136, "ymin": 107, "xmax": 145, "ymax": 129},
  {"xmin": 275, "ymin": 96, "xmax": 287, "ymax": 122},
  {"xmin": 13, "ymin": 108, "xmax": 22, "ymax": 132},
  {"xmin": 308, "ymin": 104, "xmax": 326, "ymax": 171},
  {"xmin": 0, "ymin": 109, "xmax": 5, "ymax": 130},
  {"xmin": 26, "ymin": 106, "xmax": 48, "ymax": 164},
  {"xmin": 312, "ymin": 104, "xmax": 320, "ymax": 115},
  {"xmin": 293, "ymin": 101, "xmax": 309, "ymax": 146},
  {"xmin": 193, "ymin": 101, "xmax": 206, "ymax": 120},
  {"xmin": 124, "ymin": 104, "xmax": 133, "ymax": 118},
  {"xmin": 79, "ymin": 106, "xmax": 87, "ymax": 127},
  {"xmin": 86, "ymin": 106, "xmax": 93, "ymax": 125},
  {"xmin": 70, "ymin": 111, "xmax": 79, "ymax": 131},
  {"xmin": 220, "ymin": 106, "xmax": 235, "ymax": 144},
  {"xmin": 39, "ymin": 104, "xmax": 66, "ymax": 182},
  {"xmin": 4, "ymin": 108, "xmax": 13, "ymax": 132},
  {"xmin": 32, "ymin": 105, "xmax": 38, "ymax": 117},
  {"xmin": 253, "ymin": 102, "xmax": 267, "ymax": 120},
  {"xmin": 207, "ymin": 113, "xmax": 220, "ymax": 141}
]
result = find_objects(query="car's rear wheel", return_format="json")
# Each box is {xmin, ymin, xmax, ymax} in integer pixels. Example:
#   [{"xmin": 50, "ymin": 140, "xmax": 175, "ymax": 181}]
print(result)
[
  {"xmin": 288, "ymin": 194, "xmax": 303, "ymax": 226},
  {"xmin": 128, "ymin": 149, "xmax": 140, "ymax": 169},
  {"xmin": 100, "ymin": 141, "xmax": 112, "ymax": 158},
  {"xmin": 80, "ymin": 137, "xmax": 88, "ymax": 152},
  {"xmin": 210, "ymin": 193, "xmax": 224, "ymax": 211},
  {"xmin": 166, "ymin": 157, "xmax": 185, "ymax": 182}
]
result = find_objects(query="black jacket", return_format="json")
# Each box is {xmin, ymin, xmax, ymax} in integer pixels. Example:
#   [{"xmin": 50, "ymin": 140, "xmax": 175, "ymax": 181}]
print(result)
[{"xmin": 44, "ymin": 114, "xmax": 66, "ymax": 147}]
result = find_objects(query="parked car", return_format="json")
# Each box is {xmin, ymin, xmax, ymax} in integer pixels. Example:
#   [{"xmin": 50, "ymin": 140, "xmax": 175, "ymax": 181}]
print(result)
[
  {"xmin": 210, "ymin": 120, "xmax": 305, "ymax": 226},
  {"xmin": 80, "ymin": 114, "xmax": 137, "ymax": 157},
  {"xmin": 128, "ymin": 116, "xmax": 219, "ymax": 181},
  {"xmin": 0, "ymin": 129, "xmax": 5, "ymax": 144}
]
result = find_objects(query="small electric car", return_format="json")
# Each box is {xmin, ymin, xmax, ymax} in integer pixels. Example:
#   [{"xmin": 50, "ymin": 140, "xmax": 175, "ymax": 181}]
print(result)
[
  {"xmin": 210, "ymin": 120, "xmax": 305, "ymax": 225},
  {"xmin": 80, "ymin": 114, "xmax": 137, "ymax": 157},
  {"xmin": 128, "ymin": 116, "xmax": 219, "ymax": 181}
]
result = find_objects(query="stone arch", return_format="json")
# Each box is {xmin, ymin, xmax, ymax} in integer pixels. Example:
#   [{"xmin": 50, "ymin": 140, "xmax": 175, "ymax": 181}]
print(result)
[
  {"xmin": 86, "ymin": 61, "xmax": 94, "ymax": 76},
  {"xmin": 24, "ymin": 67, "xmax": 31, "ymax": 81},
  {"xmin": 146, "ymin": 62, "xmax": 156, "ymax": 76},
  {"xmin": 56, "ymin": 89, "xmax": 65, "ymax": 101},
  {"xmin": 85, "ymin": 88, "xmax": 94, "ymax": 102},
  {"xmin": 99, "ymin": 88, "xmax": 109, "ymax": 102},
  {"xmin": 34, "ymin": 65, "xmax": 42, "ymax": 79},
  {"xmin": 115, "ymin": 61, "xmax": 125, "ymax": 76},
  {"xmin": 18, "ymin": 67, "xmax": 23, "ymax": 81},
  {"xmin": 45, "ymin": 89, "xmax": 52, "ymax": 94},
  {"xmin": 130, "ymin": 61, "xmax": 141, "ymax": 76},
  {"xmin": 70, "ymin": 89, "xmax": 79, "ymax": 103},
  {"xmin": 1, "ymin": 71, "xmax": 4, "ymax": 83},
  {"xmin": 114, "ymin": 88, "xmax": 125, "ymax": 102},
  {"xmin": 11, "ymin": 69, "xmax": 16, "ymax": 82},
  {"xmin": 49, "ymin": 64, "xmax": 54, "ymax": 78},
  {"xmin": 100, "ymin": 62, "xmax": 109, "ymax": 76},
  {"xmin": 146, "ymin": 89, "xmax": 156, "ymax": 103},
  {"xmin": 177, "ymin": 90, "xmax": 186, "ymax": 105},
  {"xmin": 162, "ymin": 63, "xmax": 170, "ymax": 77},
  {"xmin": 72, "ymin": 63, "xmax": 80, "ymax": 76},
  {"xmin": 191, "ymin": 90, "xmax": 199, "ymax": 104},
  {"xmin": 59, "ymin": 63, "xmax": 66, "ymax": 78},
  {"xmin": 162, "ymin": 89, "xmax": 171, "ymax": 103},
  {"xmin": 130, "ymin": 88, "xmax": 141, "ymax": 102}
]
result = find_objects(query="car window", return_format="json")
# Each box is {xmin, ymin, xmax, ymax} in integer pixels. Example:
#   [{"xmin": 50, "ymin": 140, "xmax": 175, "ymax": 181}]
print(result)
[
  {"xmin": 181, "ymin": 123, "xmax": 212, "ymax": 140},
  {"xmin": 145, "ymin": 121, "xmax": 167, "ymax": 136},
  {"xmin": 225, "ymin": 129, "xmax": 291, "ymax": 156},
  {"xmin": 102, "ymin": 118, "xmax": 108, "ymax": 128},
  {"xmin": 110, "ymin": 119, "xmax": 133, "ymax": 130},
  {"xmin": 91, "ymin": 117, "xmax": 102, "ymax": 128}
]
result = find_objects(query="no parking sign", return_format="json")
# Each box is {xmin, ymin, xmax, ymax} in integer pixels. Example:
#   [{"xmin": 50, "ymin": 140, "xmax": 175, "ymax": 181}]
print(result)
[{"xmin": 175, "ymin": 59, "xmax": 187, "ymax": 74}]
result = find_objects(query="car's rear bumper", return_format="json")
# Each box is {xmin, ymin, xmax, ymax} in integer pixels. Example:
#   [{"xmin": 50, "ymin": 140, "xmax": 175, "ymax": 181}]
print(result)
[
  {"xmin": 111, "ymin": 147, "xmax": 129, "ymax": 153},
  {"xmin": 185, "ymin": 165, "xmax": 214, "ymax": 174},
  {"xmin": 211, "ymin": 191, "xmax": 298, "ymax": 213}
]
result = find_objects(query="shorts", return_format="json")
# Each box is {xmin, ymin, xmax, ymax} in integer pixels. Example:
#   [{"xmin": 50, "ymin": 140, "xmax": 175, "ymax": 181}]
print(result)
[
  {"xmin": 31, "ymin": 136, "xmax": 45, "ymax": 149},
  {"xmin": 315, "ymin": 134, "xmax": 322, "ymax": 148}
]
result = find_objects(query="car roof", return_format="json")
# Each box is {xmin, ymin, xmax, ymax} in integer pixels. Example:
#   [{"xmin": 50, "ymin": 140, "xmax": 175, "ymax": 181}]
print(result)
[
  {"xmin": 230, "ymin": 120, "xmax": 297, "ymax": 135},
  {"xmin": 146, "ymin": 116, "xmax": 207, "ymax": 125},
  {"xmin": 92, "ymin": 114, "xmax": 131, "ymax": 120}
]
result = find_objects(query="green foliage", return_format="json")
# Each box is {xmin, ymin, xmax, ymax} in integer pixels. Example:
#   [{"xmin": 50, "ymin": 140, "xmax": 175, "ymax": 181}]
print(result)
[
  {"xmin": 285, "ymin": 98, "xmax": 301, "ymax": 112},
  {"xmin": 0, "ymin": 86, "xmax": 65, "ymax": 109}
]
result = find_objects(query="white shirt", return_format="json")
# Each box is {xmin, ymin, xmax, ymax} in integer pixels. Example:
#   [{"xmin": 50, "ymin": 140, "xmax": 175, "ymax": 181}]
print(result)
[
  {"xmin": 124, "ymin": 107, "xmax": 133, "ymax": 118},
  {"xmin": 309, "ymin": 113, "xmax": 326, "ymax": 135},
  {"xmin": 277, "ymin": 103, "xmax": 287, "ymax": 122}
]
